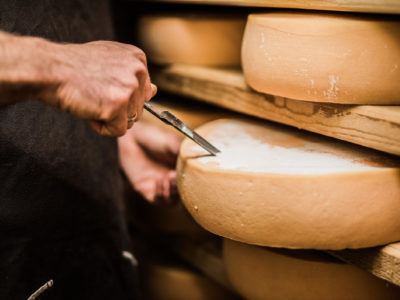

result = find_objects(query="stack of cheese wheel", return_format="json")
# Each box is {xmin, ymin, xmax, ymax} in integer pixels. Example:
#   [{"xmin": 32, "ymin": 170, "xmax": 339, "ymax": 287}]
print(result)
[
  {"xmin": 137, "ymin": 14, "xmax": 246, "ymax": 66},
  {"xmin": 223, "ymin": 239, "xmax": 400, "ymax": 300},
  {"xmin": 242, "ymin": 12, "xmax": 400, "ymax": 104},
  {"xmin": 177, "ymin": 118, "xmax": 400, "ymax": 250},
  {"xmin": 128, "ymin": 98, "xmax": 238, "ymax": 238}
]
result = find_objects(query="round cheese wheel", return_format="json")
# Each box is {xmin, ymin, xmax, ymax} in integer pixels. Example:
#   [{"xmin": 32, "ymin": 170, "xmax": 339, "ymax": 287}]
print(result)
[
  {"xmin": 138, "ymin": 14, "xmax": 246, "ymax": 66},
  {"xmin": 242, "ymin": 13, "xmax": 400, "ymax": 104},
  {"xmin": 177, "ymin": 118, "xmax": 400, "ymax": 249},
  {"xmin": 223, "ymin": 239, "xmax": 400, "ymax": 300},
  {"xmin": 140, "ymin": 258, "xmax": 235, "ymax": 300},
  {"xmin": 128, "ymin": 98, "xmax": 238, "ymax": 237}
]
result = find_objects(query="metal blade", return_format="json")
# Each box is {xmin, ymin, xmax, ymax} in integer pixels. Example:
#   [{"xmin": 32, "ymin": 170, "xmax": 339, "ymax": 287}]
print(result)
[{"xmin": 144, "ymin": 102, "xmax": 220, "ymax": 156}]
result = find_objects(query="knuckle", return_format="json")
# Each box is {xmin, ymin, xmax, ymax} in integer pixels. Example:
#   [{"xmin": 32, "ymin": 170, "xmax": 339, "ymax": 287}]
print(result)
[
  {"xmin": 128, "ymin": 78, "xmax": 139, "ymax": 90},
  {"xmin": 134, "ymin": 48, "xmax": 147, "ymax": 63}
]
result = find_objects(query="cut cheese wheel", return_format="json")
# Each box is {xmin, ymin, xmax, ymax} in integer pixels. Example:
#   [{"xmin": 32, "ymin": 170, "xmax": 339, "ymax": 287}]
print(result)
[
  {"xmin": 223, "ymin": 239, "xmax": 400, "ymax": 300},
  {"xmin": 177, "ymin": 118, "xmax": 400, "ymax": 249},
  {"xmin": 242, "ymin": 13, "xmax": 400, "ymax": 104},
  {"xmin": 127, "ymin": 98, "xmax": 238, "ymax": 237},
  {"xmin": 140, "ymin": 257, "xmax": 235, "ymax": 300},
  {"xmin": 137, "ymin": 14, "xmax": 246, "ymax": 66}
]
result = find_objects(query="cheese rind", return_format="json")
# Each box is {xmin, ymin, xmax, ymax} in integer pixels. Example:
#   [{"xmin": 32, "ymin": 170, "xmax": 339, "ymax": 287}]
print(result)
[
  {"xmin": 177, "ymin": 118, "xmax": 400, "ymax": 249},
  {"xmin": 242, "ymin": 13, "xmax": 400, "ymax": 104},
  {"xmin": 138, "ymin": 14, "xmax": 245, "ymax": 66},
  {"xmin": 223, "ymin": 239, "xmax": 400, "ymax": 300}
]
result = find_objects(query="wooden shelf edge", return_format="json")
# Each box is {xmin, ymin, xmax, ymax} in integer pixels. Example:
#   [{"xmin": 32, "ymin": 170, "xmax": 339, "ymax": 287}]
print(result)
[
  {"xmin": 152, "ymin": 64, "xmax": 400, "ymax": 156},
  {"xmin": 327, "ymin": 242, "xmax": 400, "ymax": 287},
  {"xmin": 139, "ymin": 0, "xmax": 400, "ymax": 14}
]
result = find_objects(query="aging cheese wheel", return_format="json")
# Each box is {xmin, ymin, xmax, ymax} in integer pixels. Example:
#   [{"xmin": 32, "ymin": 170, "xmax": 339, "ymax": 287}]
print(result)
[
  {"xmin": 223, "ymin": 239, "xmax": 400, "ymax": 300},
  {"xmin": 138, "ymin": 14, "xmax": 246, "ymax": 66},
  {"xmin": 140, "ymin": 257, "xmax": 235, "ymax": 300},
  {"xmin": 177, "ymin": 118, "xmax": 400, "ymax": 249},
  {"xmin": 242, "ymin": 13, "xmax": 400, "ymax": 104},
  {"xmin": 128, "ymin": 98, "xmax": 237, "ymax": 237}
]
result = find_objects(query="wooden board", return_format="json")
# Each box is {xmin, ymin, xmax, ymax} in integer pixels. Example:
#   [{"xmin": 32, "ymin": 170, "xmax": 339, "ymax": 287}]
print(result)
[
  {"xmin": 165, "ymin": 236, "xmax": 235, "ymax": 291},
  {"xmin": 167, "ymin": 234, "xmax": 400, "ymax": 288},
  {"xmin": 152, "ymin": 64, "xmax": 400, "ymax": 156},
  {"xmin": 142, "ymin": 0, "xmax": 400, "ymax": 14},
  {"xmin": 329, "ymin": 242, "xmax": 400, "ymax": 287}
]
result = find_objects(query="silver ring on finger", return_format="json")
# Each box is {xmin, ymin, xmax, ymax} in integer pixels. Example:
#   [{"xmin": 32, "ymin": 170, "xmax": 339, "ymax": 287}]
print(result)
[{"xmin": 127, "ymin": 112, "xmax": 137, "ymax": 123}]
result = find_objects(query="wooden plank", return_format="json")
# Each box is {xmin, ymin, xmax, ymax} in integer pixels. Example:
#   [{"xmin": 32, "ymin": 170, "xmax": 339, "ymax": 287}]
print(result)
[
  {"xmin": 142, "ymin": 0, "xmax": 400, "ymax": 14},
  {"xmin": 152, "ymin": 64, "xmax": 400, "ymax": 156},
  {"xmin": 328, "ymin": 242, "xmax": 400, "ymax": 287},
  {"xmin": 165, "ymin": 236, "xmax": 236, "ymax": 292}
]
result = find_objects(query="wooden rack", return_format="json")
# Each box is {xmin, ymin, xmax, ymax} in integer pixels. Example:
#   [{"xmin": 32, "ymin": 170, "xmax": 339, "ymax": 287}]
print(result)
[
  {"xmin": 133, "ymin": 0, "xmax": 400, "ymax": 291},
  {"xmin": 329, "ymin": 243, "xmax": 400, "ymax": 287},
  {"xmin": 150, "ymin": 64, "xmax": 400, "ymax": 287}
]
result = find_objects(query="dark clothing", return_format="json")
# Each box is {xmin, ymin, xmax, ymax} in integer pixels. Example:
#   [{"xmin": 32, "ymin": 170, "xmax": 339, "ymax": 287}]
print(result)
[{"xmin": 0, "ymin": 1, "xmax": 138, "ymax": 299}]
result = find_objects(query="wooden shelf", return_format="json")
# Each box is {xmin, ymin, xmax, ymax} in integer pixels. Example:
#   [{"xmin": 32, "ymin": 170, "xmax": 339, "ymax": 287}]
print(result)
[
  {"xmin": 152, "ymin": 64, "xmax": 400, "ymax": 156},
  {"xmin": 163, "ymin": 235, "xmax": 235, "ymax": 291},
  {"xmin": 167, "ymin": 233, "xmax": 400, "ymax": 288},
  {"xmin": 164, "ymin": 230, "xmax": 400, "ymax": 288},
  {"xmin": 141, "ymin": 0, "xmax": 400, "ymax": 14},
  {"xmin": 329, "ymin": 242, "xmax": 400, "ymax": 287}
]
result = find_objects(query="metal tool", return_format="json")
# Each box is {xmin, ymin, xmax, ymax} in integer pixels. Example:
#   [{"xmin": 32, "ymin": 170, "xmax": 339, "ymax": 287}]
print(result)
[{"xmin": 144, "ymin": 102, "xmax": 220, "ymax": 156}]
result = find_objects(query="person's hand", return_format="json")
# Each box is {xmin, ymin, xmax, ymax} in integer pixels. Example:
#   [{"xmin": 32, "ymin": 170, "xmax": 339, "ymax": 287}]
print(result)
[
  {"xmin": 40, "ymin": 40, "xmax": 156, "ymax": 136},
  {"xmin": 118, "ymin": 120, "xmax": 181, "ymax": 204}
]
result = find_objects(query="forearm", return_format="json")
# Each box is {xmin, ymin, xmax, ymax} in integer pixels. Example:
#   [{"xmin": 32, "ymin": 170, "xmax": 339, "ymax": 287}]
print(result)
[
  {"xmin": 0, "ymin": 31, "xmax": 155, "ymax": 136},
  {"xmin": 0, "ymin": 31, "xmax": 59, "ymax": 105}
]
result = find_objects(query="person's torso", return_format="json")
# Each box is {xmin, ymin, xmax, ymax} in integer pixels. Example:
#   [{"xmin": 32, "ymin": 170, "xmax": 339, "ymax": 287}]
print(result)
[{"xmin": 0, "ymin": 0, "xmax": 125, "ymax": 242}]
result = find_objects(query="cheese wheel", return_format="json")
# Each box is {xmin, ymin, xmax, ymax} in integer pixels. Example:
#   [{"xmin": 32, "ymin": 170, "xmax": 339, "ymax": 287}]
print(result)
[
  {"xmin": 140, "ymin": 258, "xmax": 235, "ymax": 300},
  {"xmin": 177, "ymin": 118, "xmax": 400, "ymax": 249},
  {"xmin": 223, "ymin": 239, "xmax": 400, "ymax": 300},
  {"xmin": 128, "ymin": 98, "xmax": 238, "ymax": 237},
  {"xmin": 242, "ymin": 13, "xmax": 400, "ymax": 104},
  {"xmin": 138, "ymin": 14, "xmax": 246, "ymax": 66}
]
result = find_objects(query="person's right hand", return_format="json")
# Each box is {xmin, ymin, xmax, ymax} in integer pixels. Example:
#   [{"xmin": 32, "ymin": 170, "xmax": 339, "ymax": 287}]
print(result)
[{"xmin": 40, "ymin": 40, "xmax": 156, "ymax": 136}]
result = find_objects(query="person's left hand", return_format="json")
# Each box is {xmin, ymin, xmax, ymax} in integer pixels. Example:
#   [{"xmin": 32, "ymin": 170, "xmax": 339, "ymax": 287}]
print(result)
[{"xmin": 118, "ymin": 120, "xmax": 181, "ymax": 204}]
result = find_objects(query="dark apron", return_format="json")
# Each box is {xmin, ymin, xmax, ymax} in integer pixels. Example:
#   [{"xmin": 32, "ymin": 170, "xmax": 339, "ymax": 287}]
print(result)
[{"xmin": 0, "ymin": 1, "xmax": 139, "ymax": 298}]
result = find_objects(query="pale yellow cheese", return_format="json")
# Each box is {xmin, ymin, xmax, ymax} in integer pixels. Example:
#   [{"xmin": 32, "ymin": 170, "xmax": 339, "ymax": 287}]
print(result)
[
  {"xmin": 138, "ymin": 14, "xmax": 246, "ymax": 66},
  {"xmin": 242, "ymin": 13, "xmax": 400, "ymax": 104},
  {"xmin": 223, "ymin": 239, "xmax": 400, "ymax": 300},
  {"xmin": 177, "ymin": 118, "xmax": 400, "ymax": 249}
]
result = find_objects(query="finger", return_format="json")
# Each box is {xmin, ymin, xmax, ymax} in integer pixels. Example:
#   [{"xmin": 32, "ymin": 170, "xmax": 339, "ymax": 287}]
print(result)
[
  {"xmin": 88, "ymin": 120, "xmax": 102, "ymax": 135},
  {"xmin": 162, "ymin": 175, "xmax": 171, "ymax": 203},
  {"xmin": 127, "ymin": 109, "xmax": 137, "ymax": 130},
  {"xmin": 151, "ymin": 83, "xmax": 157, "ymax": 98},
  {"xmin": 127, "ymin": 78, "xmax": 139, "ymax": 129},
  {"xmin": 168, "ymin": 170, "xmax": 179, "ymax": 204},
  {"xmin": 100, "ymin": 109, "xmax": 128, "ymax": 137},
  {"xmin": 131, "ymin": 72, "xmax": 152, "ymax": 121}
]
